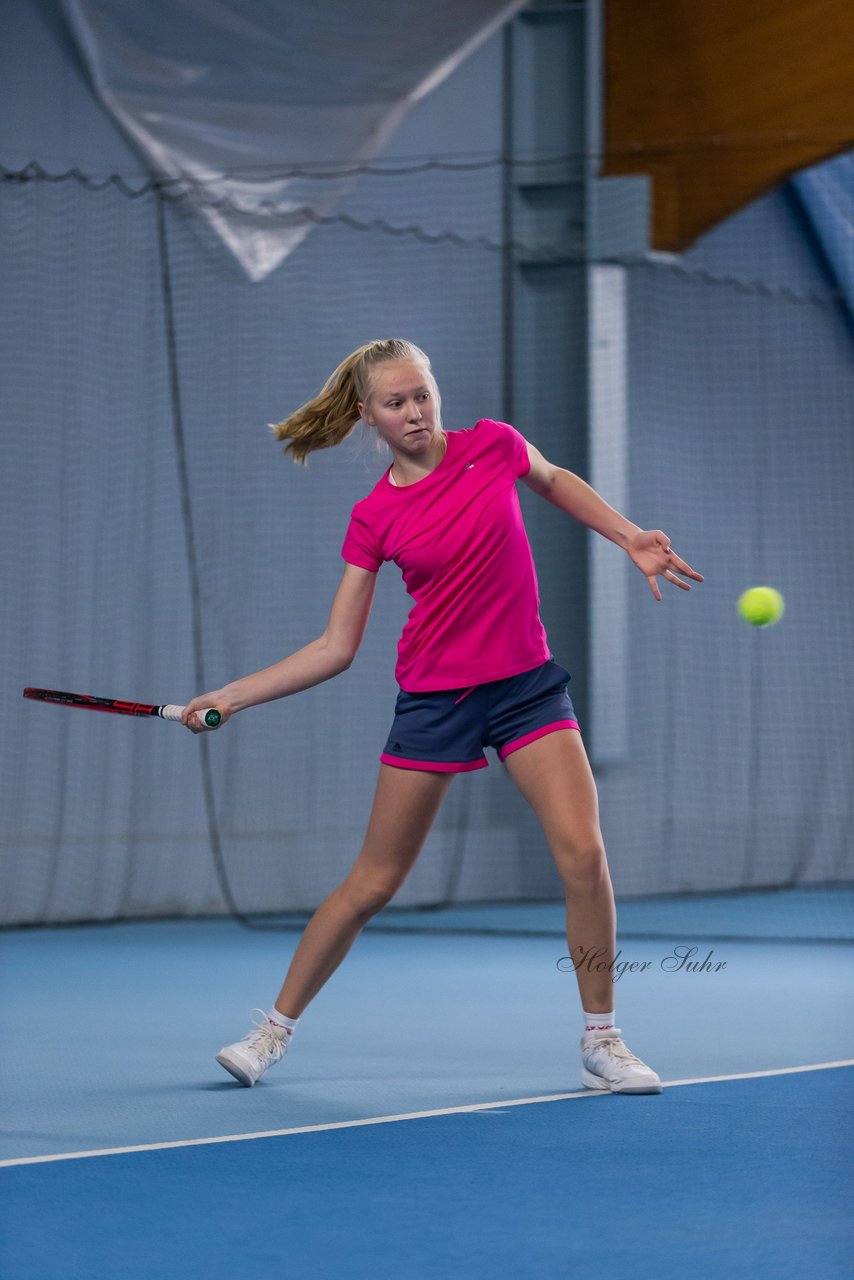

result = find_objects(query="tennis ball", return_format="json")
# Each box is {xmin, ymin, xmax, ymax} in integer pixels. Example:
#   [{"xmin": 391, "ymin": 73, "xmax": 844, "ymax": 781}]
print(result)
[{"xmin": 737, "ymin": 586, "xmax": 785, "ymax": 627}]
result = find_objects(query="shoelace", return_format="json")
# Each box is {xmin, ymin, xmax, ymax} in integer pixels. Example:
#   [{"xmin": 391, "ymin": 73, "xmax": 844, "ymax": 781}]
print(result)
[
  {"xmin": 591, "ymin": 1035, "xmax": 643, "ymax": 1065},
  {"xmin": 240, "ymin": 1009, "xmax": 288, "ymax": 1063}
]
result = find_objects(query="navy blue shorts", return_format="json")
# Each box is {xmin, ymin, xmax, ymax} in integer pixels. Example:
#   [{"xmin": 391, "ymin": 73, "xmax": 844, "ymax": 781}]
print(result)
[{"xmin": 380, "ymin": 656, "xmax": 580, "ymax": 773}]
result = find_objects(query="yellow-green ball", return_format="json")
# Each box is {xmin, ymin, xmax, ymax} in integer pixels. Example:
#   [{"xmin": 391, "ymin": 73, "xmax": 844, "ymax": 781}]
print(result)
[{"xmin": 738, "ymin": 587, "xmax": 785, "ymax": 627}]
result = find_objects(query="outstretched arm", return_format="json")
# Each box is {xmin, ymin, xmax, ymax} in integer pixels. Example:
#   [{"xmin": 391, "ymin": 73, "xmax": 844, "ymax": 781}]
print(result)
[
  {"xmin": 520, "ymin": 440, "xmax": 703, "ymax": 601},
  {"xmin": 181, "ymin": 563, "xmax": 378, "ymax": 732}
]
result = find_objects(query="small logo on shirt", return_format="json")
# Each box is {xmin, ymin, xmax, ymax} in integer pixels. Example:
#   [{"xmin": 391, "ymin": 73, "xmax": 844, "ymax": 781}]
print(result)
[{"xmin": 464, "ymin": 463, "xmax": 475, "ymax": 470}]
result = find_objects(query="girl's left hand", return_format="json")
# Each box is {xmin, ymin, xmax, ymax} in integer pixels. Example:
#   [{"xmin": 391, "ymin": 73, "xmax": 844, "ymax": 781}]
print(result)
[{"xmin": 626, "ymin": 529, "xmax": 704, "ymax": 601}]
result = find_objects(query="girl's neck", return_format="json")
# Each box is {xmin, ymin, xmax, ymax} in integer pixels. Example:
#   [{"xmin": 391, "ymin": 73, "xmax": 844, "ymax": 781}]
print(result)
[{"xmin": 390, "ymin": 431, "xmax": 447, "ymax": 487}]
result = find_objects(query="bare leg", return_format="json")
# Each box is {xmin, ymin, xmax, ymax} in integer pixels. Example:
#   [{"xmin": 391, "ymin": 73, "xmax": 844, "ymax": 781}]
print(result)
[
  {"xmin": 502, "ymin": 730, "xmax": 617, "ymax": 1013},
  {"xmin": 274, "ymin": 764, "xmax": 455, "ymax": 1018}
]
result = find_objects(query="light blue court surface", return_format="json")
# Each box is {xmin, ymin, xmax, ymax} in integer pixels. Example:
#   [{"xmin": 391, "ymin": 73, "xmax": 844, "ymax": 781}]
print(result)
[
  {"xmin": 276, "ymin": 886, "xmax": 854, "ymax": 942},
  {"xmin": 1, "ymin": 896, "xmax": 853, "ymax": 1278}
]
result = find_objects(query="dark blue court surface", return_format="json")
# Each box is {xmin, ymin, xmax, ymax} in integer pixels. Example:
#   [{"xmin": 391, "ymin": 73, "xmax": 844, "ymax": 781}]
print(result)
[{"xmin": 2, "ymin": 1068, "xmax": 852, "ymax": 1280}]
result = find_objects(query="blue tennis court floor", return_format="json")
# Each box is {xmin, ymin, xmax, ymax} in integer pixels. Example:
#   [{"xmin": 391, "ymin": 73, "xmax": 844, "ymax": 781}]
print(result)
[{"xmin": 1, "ymin": 899, "xmax": 852, "ymax": 1277}]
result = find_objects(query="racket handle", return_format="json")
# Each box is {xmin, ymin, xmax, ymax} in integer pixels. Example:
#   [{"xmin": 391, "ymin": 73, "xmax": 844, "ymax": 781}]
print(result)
[{"xmin": 160, "ymin": 704, "xmax": 222, "ymax": 728}]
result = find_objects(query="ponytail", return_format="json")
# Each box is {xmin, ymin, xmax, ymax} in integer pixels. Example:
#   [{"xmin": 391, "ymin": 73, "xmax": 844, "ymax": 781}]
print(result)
[{"xmin": 270, "ymin": 338, "xmax": 437, "ymax": 465}]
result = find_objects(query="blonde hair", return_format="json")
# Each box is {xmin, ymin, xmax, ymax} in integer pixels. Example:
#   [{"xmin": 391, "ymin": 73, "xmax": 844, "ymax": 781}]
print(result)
[{"xmin": 270, "ymin": 339, "xmax": 440, "ymax": 465}]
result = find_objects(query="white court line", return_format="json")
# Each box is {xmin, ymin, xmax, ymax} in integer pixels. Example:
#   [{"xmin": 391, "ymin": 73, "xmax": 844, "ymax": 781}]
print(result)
[{"xmin": 2, "ymin": 1058, "xmax": 852, "ymax": 1169}]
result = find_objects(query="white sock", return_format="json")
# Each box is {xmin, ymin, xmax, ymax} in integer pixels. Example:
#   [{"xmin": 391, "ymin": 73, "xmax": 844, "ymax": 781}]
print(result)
[
  {"xmin": 267, "ymin": 1007, "xmax": 299, "ymax": 1035},
  {"xmin": 583, "ymin": 1009, "xmax": 615, "ymax": 1035}
]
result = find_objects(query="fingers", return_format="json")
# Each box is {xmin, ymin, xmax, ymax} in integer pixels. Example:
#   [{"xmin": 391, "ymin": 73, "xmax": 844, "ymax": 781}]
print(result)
[
  {"xmin": 664, "ymin": 544, "xmax": 704, "ymax": 584},
  {"xmin": 181, "ymin": 702, "xmax": 217, "ymax": 733},
  {"xmin": 182, "ymin": 709, "xmax": 203, "ymax": 733},
  {"xmin": 670, "ymin": 553, "xmax": 704, "ymax": 582},
  {"xmin": 663, "ymin": 569, "xmax": 693, "ymax": 591},
  {"xmin": 186, "ymin": 716, "xmax": 215, "ymax": 734},
  {"xmin": 642, "ymin": 534, "xmax": 703, "ymax": 599},
  {"xmin": 651, "ymin": 562, "xmax": 702, "ymax": 598}
]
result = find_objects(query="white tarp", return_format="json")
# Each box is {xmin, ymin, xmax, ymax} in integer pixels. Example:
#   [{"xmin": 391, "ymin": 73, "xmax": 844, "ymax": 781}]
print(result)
[{"xmin": 61, "ymin": 0, "xmax": 523, "ymax": 281}]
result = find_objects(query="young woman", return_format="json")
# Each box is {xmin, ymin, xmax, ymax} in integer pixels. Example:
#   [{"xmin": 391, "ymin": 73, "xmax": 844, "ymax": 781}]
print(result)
[{"xmin": 182, "ymin": 338, "xmax": 703, "ymax": 1094}]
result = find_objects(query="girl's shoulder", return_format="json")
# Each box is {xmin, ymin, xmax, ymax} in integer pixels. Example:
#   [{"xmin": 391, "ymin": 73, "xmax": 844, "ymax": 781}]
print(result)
[
  {"xmin": 470, "ymin": 418, "xmax": 524, "ymax": 442},
  {"xmin": 470, "ymin": 419, "xmax": 528, "ymax": 454}
]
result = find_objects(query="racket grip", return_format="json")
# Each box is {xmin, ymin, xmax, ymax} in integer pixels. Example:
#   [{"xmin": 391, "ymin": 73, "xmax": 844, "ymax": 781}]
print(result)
[{"xmin": 160, "ymin": 704, "xmax": 222, "ymax": 728}]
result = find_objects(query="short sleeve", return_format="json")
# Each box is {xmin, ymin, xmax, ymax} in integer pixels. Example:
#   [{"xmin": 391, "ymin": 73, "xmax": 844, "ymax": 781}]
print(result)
[
  {"xmin": 478, "ymin": 419, "xmax": 531, "ymax": 479},
  {"xmin": 341, "ymin": 506, "xmax": 382, "ymax": 573}
]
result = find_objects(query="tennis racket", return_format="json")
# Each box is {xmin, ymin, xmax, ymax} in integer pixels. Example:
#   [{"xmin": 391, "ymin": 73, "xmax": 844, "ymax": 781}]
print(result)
[{"xmin": 23, "ymin": 687, "xmax": 222, "ymax": 728}]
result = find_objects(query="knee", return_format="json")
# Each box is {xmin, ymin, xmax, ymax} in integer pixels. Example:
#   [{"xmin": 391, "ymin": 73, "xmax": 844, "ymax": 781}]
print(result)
[
  {"xmin": 552, "ymin": 835, "xmax": 609, "ymax": 892},
  {"xmin": 340, "ymin": 868, "xmax": 401, "ymax": 922}
]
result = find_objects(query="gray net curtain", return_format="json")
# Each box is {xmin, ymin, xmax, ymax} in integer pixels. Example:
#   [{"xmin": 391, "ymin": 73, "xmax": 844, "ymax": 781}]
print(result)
[
  {"xmin": 2, "ymin": 164, "xmax": 853, "ymax": 925},
  {"xmin": 1, "ymin": 167, "xmax": 516, "ymax": 925}
]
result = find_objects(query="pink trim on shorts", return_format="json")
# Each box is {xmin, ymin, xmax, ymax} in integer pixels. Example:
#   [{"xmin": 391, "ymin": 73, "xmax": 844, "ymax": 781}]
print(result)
[
  {"xmin": 453, "ymin": 686, "xmax": 478, "ymax": 706},
  {"xmin": 497, "ymin": 720, "xmax": 580, "ymax": 762},
  {"xmin": 380, "ymin": 752, "xmax": 487, "ymax": 773}
]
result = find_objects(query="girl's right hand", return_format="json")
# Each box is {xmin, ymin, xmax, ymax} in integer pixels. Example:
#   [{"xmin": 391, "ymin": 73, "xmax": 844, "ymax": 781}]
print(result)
[{"xmin": 181, "ymin": 690, "xmax": 235, "ymax": 734}]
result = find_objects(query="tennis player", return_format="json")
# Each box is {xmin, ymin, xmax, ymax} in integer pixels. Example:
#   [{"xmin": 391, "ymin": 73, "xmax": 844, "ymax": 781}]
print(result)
[{"xmin": 182, "ymin": 338, "xmax": 703, "ymax": 1094}]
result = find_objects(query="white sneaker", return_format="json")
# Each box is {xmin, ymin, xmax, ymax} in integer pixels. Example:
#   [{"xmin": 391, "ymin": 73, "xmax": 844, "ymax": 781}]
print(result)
[
  {"xmin": 216, "ymin": 1009, "xmax": 291, "ymax": 1087},
  {"xmin": 580, "ymin": 1027, "xmax": 662, "ymax": 1094}
]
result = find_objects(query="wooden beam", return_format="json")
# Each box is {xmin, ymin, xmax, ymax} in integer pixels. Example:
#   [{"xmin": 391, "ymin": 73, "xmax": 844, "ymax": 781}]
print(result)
[{"xmin": 603, "ymin": 0, "xmax": 854, "ymax": 250}]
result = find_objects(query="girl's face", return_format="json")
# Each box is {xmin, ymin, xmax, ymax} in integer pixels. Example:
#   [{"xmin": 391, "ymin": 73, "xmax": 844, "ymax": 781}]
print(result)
[{"xmin": 360, "ymin": 360, "xmax": 441, "ymax": 457}]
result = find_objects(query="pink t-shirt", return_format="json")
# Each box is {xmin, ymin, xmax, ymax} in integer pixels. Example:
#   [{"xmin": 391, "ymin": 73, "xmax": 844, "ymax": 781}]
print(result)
[{"xmin": 341, "ymin": 419, "xmax": 550, "ymax": 692}]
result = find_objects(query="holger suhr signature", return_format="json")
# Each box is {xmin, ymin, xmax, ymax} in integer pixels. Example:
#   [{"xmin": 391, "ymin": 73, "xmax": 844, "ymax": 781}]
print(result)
[{"xmin": 557, "ymin": 945, "xmax": 727, "ymax": 981}]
